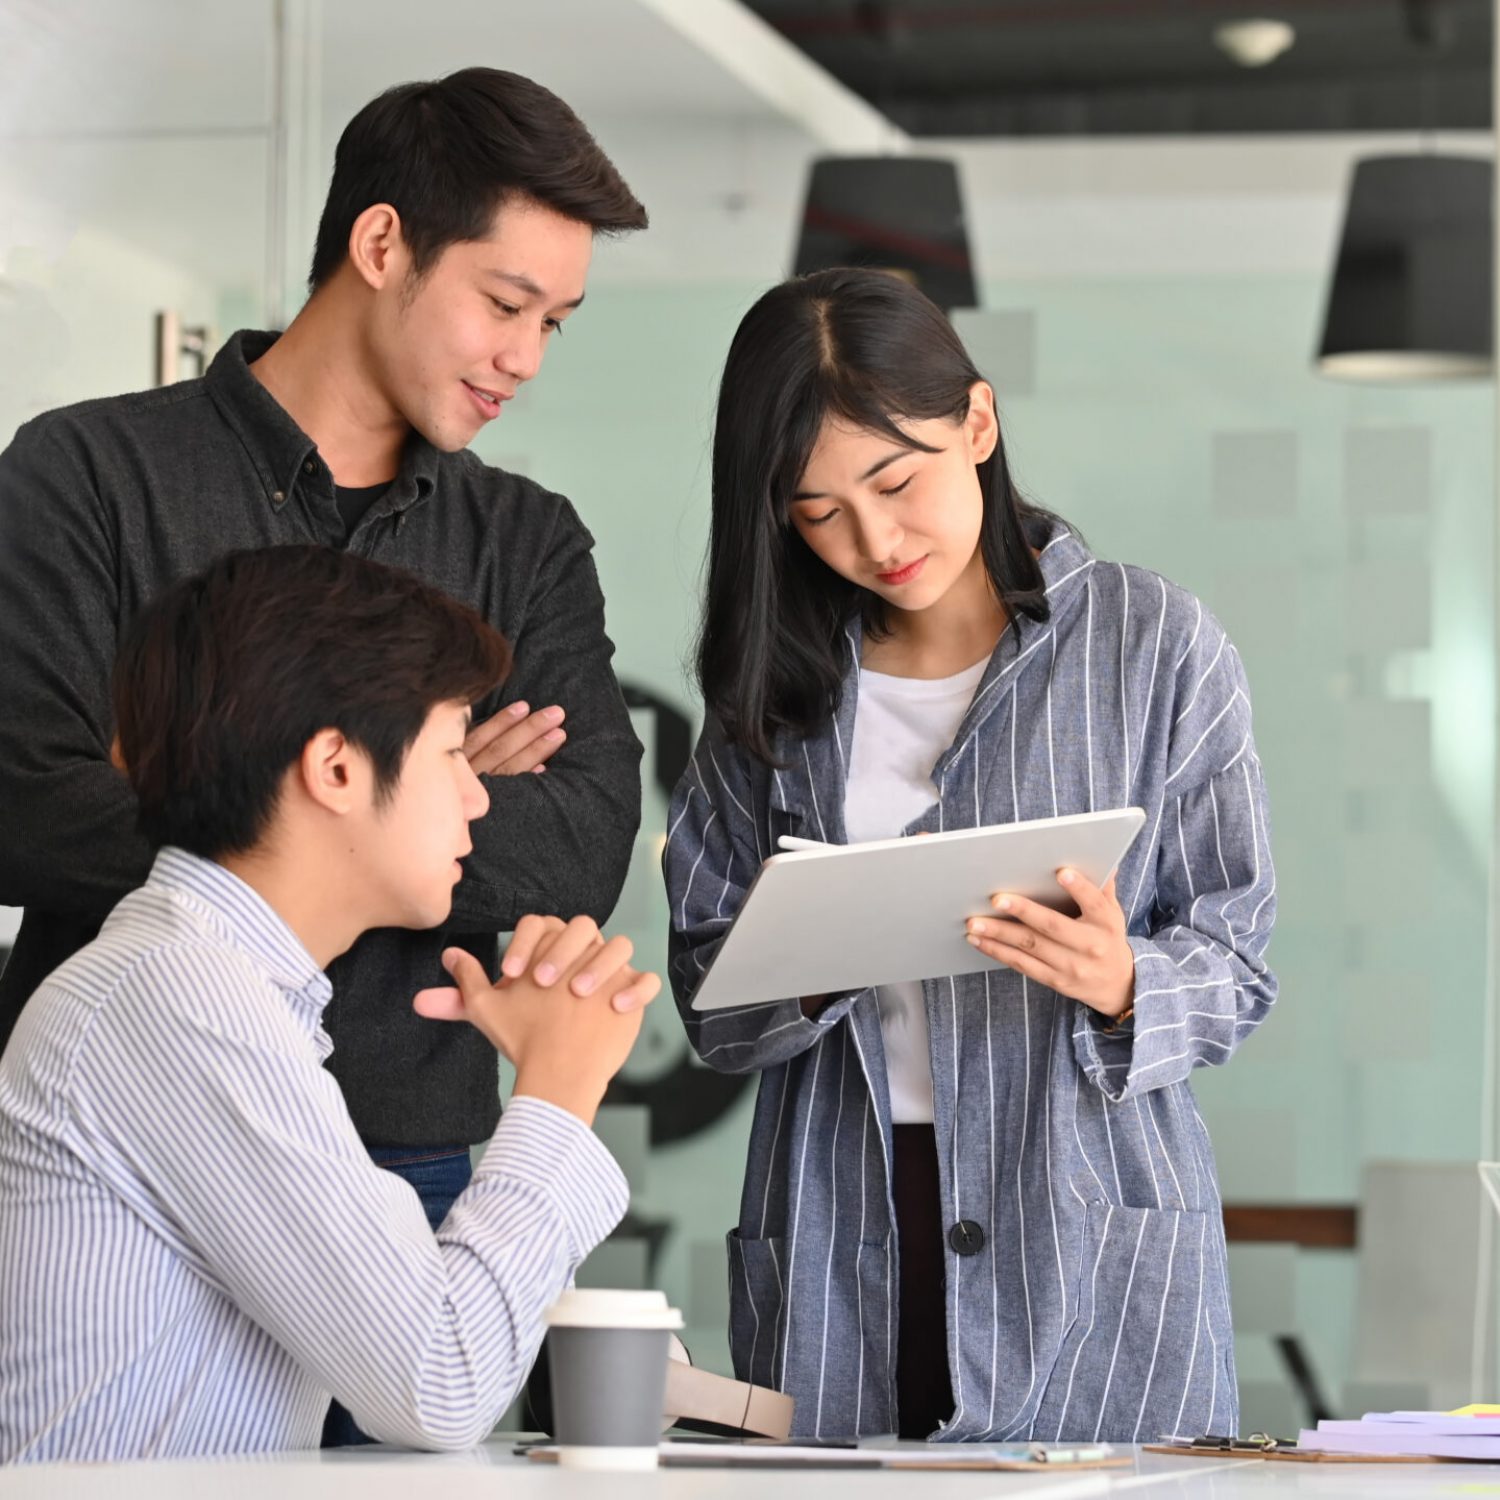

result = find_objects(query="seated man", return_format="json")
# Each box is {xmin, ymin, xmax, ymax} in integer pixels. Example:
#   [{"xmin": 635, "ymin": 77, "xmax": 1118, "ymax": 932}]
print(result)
[{"xmin": 0, "ymin": 545, "xmax": 657, "ymax": 1464}]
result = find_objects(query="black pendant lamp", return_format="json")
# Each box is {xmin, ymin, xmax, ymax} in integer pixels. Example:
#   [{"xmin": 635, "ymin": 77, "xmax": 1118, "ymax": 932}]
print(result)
[
  {"xmin": 792, "ymin": 156, "xmax": 977, "ymax": 314},
  {"xmin": 1315, "ymin": 154, "xmax": 1493, "ymax": 382}
]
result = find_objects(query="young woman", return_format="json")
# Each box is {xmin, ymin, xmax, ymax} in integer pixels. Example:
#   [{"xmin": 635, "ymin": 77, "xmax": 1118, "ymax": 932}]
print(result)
[{"xmin": 664, "ymin": 268, "xmax": 1276, "ymax": 1444}]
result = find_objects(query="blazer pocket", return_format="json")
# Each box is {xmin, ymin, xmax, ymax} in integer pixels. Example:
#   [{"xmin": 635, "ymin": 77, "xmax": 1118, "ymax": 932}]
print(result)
[
  {"xmin": 1031, "ymin": 1202, "xmax": 1229, "ymax": 1444},
  {"xmin": 726, "ymin": 1229, "xmax": 788, "ymax": 1391}
]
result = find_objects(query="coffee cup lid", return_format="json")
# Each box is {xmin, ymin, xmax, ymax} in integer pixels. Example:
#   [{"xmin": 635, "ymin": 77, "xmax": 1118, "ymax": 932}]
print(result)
[{"xmin": 544, "ymin": 1288, "xmax": 684, "ymax": 1331}]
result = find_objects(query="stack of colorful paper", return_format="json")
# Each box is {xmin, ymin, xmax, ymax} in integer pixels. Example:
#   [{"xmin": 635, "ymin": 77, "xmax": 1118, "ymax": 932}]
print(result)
[{"xmin": 1298, "ymin": 1409, "xmax": 1500, "ymax": 1461}]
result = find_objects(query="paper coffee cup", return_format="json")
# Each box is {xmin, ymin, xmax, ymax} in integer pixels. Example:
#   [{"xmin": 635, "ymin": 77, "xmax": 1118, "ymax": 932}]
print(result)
[{"xmin": 543, "ymin": 1288, "xmax": 684, "ymax": 1471}]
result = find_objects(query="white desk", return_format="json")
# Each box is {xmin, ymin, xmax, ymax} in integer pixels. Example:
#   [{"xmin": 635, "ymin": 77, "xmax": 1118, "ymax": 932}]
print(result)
[{"xmin": 8, "ymin": 1442, "xmax": 1500, "ymax": 1499}]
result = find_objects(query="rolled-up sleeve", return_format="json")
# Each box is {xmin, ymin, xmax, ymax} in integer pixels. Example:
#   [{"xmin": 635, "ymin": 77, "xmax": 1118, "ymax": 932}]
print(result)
[{"xmin": 1075, "ymin": 624, "xmax": 1277, "ymax": 1103}]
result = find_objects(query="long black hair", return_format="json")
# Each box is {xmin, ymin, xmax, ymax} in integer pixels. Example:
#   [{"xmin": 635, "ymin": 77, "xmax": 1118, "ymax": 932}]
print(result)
[{"xmin": 697, "ymin": 266, "xmax": 1056, "ymax": 764}]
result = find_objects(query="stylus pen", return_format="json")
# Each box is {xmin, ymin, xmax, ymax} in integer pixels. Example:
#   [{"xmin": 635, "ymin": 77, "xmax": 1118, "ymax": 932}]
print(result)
[{"xmin": 776, "ymin": 835, "xmax": 834, "ymax": 852}]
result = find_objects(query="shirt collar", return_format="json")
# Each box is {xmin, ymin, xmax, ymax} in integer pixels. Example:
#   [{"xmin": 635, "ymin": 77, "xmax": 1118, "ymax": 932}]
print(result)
[
  {"xmin": 1030, "ymin": 515, "xmax": 1095, "ymax": 619},
  {"xmin": 204, "ymin": 329, "xmax": 441, "ymax": 517},
  {"xmin": 148, "ymin": 848, "xmax": 333, "ymax": 1049}
]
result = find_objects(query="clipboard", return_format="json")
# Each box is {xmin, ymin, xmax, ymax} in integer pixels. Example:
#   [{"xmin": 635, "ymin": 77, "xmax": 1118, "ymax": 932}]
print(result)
[
  {"xmin": 689, "ymin": 807, "xmax": 1145, "ymax": 1011},
  {"xmin": 1143, "ymin": 1441, "xmax": 1448, "ymax": 1465}
]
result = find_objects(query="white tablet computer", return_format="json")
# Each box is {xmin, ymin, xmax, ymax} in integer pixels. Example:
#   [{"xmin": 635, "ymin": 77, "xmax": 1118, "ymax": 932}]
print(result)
[{"xmin": 689, "ymin": 806, "xmax": 1146, "ymax": 1011}]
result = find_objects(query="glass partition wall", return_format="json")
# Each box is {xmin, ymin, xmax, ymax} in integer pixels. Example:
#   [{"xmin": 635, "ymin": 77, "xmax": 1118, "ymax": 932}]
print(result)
[{"xmin": 0, "ymin": 0, "xmax": 277, "ymax": 964}]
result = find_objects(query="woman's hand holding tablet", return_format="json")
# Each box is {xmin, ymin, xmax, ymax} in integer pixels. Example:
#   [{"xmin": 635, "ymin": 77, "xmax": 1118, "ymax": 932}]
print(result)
[{"xmin": 964, "ymin": 869, "xmax": 1135, "ymax": 1020}]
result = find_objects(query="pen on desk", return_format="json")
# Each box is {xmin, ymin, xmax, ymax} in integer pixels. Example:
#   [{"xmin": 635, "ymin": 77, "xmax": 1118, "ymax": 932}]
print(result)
[{"xmin": 1034, "ymin": 1443, "xmax": 1113, "ymax": 1463}]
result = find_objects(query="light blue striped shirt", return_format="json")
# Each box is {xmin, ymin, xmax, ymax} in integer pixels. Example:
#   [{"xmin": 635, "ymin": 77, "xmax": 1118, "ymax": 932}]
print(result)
[{"xmin": 0, "ymin": 848, "xmax": 627, "ymax": 1464}]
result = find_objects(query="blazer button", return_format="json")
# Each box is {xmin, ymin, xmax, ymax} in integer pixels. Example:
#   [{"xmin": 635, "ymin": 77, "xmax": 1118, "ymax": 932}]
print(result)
[{"xmin": 948, "ymin": 1220, "xmax": 985, "ymax": 1256}]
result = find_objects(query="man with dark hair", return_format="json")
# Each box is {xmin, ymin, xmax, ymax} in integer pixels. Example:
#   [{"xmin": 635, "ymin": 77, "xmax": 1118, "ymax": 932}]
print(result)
[
  {"xmin": 0, "ymin": 70, "xmax": 647, "ymax": 1259},
  {"xmin": 0, "ymin": 545, "xmax": 659, "ymax": 1464}
]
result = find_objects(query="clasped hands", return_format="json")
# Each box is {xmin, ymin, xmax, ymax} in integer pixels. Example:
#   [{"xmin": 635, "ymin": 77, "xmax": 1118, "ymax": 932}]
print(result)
[
  {"xmin": 965, "ymin": 869, "xmax": 1135, "ymax": 1021},
  {"xmin": 413, "ymin": 916, "xmax": 661, "ymax": 1123},
  {"xmin": 414, "ymin": 914, "xmax": 659, "ymax": 1030}
]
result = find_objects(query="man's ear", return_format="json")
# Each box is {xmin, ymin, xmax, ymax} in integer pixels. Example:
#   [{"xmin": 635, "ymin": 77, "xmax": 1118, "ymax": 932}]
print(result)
[
  {"xmin": 298, "ymin": 728, "xmax": 362, "ymax": 815},
  {"xmin": 965, "ymin": 379, "xmax": 999, "ymax": 466},
  {"xmin": 347, "ymin": 203, "xmax": 407, "ymax": 293}
]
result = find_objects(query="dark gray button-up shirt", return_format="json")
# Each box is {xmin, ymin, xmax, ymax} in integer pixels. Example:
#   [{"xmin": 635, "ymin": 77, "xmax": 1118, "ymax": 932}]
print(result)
[{"xmin": 0, "ymin": 331, "xmax": 642, "ymax": 1146}]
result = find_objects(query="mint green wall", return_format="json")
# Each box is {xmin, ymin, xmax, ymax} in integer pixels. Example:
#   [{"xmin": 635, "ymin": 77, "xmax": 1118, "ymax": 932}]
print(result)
[{"xmin": 473, "ymin": 284, "xmax": 751, "ymax": 705}]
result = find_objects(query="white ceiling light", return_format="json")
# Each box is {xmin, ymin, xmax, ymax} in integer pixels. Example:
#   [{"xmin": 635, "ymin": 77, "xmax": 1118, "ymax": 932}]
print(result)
[{"xmin": 1213, "ymin": 18, "xmax": 1297, "ymax": 68}]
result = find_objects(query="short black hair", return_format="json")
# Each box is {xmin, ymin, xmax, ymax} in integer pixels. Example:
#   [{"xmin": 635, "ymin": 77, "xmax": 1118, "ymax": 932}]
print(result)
[
  {"xmin": 113, "ymin": 545, "xmax": 512, "ymax": 858},
  {"xmin": 698, "ymin": 268, "xmax": 1059, "ymax": 764},
  {"xmin": 308, "ymin": 67, "xmax": 648, "ymax": 290}
]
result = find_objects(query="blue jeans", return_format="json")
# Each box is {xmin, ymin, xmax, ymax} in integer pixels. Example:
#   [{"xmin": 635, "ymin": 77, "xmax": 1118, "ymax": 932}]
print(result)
[{"xmin": 320, "ymin": 1145, "xmax": 474, "ymax": 1449}]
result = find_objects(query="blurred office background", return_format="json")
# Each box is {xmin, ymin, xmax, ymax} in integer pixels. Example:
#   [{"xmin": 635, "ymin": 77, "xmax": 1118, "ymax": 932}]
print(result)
[{"xmin": 3, "ymin": 0, "xmax": 1498, "ymax": 1435}]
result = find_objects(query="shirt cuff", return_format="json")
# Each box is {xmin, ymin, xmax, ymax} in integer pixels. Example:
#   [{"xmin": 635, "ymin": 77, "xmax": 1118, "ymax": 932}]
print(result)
[
  {"xmin": 1071, "ymin": 949, "xmax": 1150, "ymax": 1104},
  {"xmin": 474, "ymin": 1095, "xmax": 629, "ymax": 1261}
]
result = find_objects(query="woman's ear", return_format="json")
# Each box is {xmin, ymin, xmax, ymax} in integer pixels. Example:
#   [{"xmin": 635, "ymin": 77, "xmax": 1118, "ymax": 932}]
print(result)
[{"xmin": 965, "ymin": 380, "xmax": 999, "ymax": 466}]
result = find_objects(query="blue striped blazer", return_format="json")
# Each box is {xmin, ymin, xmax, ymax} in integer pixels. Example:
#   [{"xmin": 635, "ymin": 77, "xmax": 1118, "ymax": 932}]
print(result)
[{"xmin": 663, "ymin": 523, "xmax": 1277, "ymax": 1442}]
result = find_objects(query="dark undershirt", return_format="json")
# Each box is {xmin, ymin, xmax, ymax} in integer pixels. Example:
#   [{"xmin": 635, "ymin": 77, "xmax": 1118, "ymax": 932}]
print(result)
[{"xmin": 334, "ymin": 482, "xmax": 389, "ymax": 539}]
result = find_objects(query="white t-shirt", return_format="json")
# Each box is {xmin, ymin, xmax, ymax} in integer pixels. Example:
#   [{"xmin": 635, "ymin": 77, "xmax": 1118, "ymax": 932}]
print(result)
[{"xmin": 844, "ymin": 656, "xmax": 989, "ymax": 1124}]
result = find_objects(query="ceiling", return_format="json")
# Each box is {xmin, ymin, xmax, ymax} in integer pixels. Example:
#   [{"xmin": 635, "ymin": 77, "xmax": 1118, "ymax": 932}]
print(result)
[
  {"xmin": 740, "ymin": 0, "xmax": 1493, "ymax": 136},
  {"xmin": 0, "ymin": 0, "xmax": 796, "ymax": 139}
]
